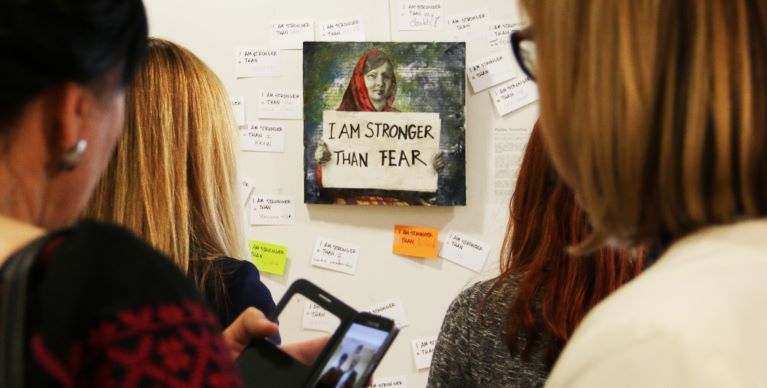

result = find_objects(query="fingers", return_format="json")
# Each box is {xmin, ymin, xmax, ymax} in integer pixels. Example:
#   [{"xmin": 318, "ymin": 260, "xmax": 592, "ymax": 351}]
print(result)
[
  {"xmin": 280, "ymin": 336, "xmax": 330, "ymax": 365},
  {"xmin": 223, "ymin": 307, "xmax": 279, "ymax": 359}
]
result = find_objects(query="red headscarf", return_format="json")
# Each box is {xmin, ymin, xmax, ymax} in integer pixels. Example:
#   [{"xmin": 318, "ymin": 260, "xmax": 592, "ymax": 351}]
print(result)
[{"xmin": 337, "ymin": 49, "xmax": 397, "ymax": 112}]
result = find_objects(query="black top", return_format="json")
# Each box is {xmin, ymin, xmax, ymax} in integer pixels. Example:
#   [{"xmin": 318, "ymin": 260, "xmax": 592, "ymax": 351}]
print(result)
[
  {"xmin": 198, "ymin": 257, "xmax": 277, "ymax": 328},
  {"xmin": 1, "ymin": 220, "xmax": 242, "ymax": 387}
]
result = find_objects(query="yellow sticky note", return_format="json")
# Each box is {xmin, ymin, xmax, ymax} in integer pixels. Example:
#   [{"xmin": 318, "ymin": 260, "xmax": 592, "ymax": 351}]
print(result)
[
  {"xmin": 393, "ymin": 225, "xmax": 439, "ymax": 258},
  {"xmin": 249, "ymin": 240, "xmax": 288, "ymax": 275}
]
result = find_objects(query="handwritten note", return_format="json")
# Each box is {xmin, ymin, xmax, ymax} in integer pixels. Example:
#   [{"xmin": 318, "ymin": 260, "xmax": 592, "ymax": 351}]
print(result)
[
  {"xmin": 393, "ymin": 225, "xmax": 439, "ymax": 258},
  {"xmin": 490, "ymin": 77, "xmax": 539, "ymax": 116},
  {"xmin": 250, "ymin": 195, "xmax": 295, "ymax": 225},
  {"xmin": 231, "ymin": 96, "xmax": 246, "ymax": 126},
  {"xmin": 438, "ymin": 232, "xmax": 491, "ymax": 272},
  {"xmin": 371, "ymin": 376, "xmax": 408, "ymax": 388},
  {"xmin": 398, "ymin": 0, "xmax": 443, "ymax": 31},
  {"xmin": 240, "ymin": 122, "xmax": 286, "ymax": 153},
  {"xmin": 365, "ymin": 297, "xmax": 409, "ymax": 329},
  {"xmin": 302, "ymin": 301, "xmax": 340, "ymax": 333},
  {"xmin": 446, "ymin": 8, "xmax": 490, "ymax": 40},
  {"xmin": 321, "ymin": 111, "xmax": 441, "ymax": 192},
  {"xmin": 467, "ymin": 51, "xmax": 518, "ymax": 93},
  {"xmin": 240, "ymin": 176, "xmax": 256, "ymax": 205},
  {"xmin": 258, "ymin": 89, "xmax": 303, "ymax": 120},
  {"xmin": 248, "ymin": 240, "xmax": 288, "ymax": 276},
  {"xmin": 318, "ymin": 17, "xmax": 366, "ymax": 41},
  {"xmin": 489, "ymin": 18, "xmax": 524, "ymax": 49},
  {"xmin": 310, "ymin": 237, "xmax": 359, "ymax": 275},
  {"xmin": 271, "ymin": 19, "xmax": 314, "ymax": 50},
  {"xmin": 494, "ymin": 127, "xmax": 531, "ymax": 196},
  {"xmin": 235, "ymin": 48, "xmax": 280, "ymax": 78},
  {"xmin": 411, "ymin": 336, "xmax": 438, "ymax": 370}
]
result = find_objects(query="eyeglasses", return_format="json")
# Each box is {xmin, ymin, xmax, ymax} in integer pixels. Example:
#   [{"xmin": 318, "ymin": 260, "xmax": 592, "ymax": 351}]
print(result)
[{"xmin": 511, "ymin": 27, "xmax": 536, "ymax": 81}]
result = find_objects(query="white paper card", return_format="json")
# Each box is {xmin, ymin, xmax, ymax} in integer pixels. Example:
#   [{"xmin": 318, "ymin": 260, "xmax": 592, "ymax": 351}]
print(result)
[
  {"xmin": 490, "ymin": 77, "xmax": 539, "ymax": 116},
  {"xmin": 240, "ymin": 122, "xmax": 286, "ymax": 153},
  {"xmin": 231, "ymin": 96, "xmax": 246, "ymax": 126},
  {"xmin": 494, "ymin": 127, "xmax": 530, "ymax": 196},
  {"xmin": 235, "ymin": 48, "xmax": 280, "ymax": 78},
  {"xmin": 302, "ymin": 301, "xmax": 340, "ymax": 333},
  {"xmin": 446, "ymin": 8, "xmax": 490, "ymax": 40},
  {"xmin": 411, "ymin": 336, "xmax": 438, "ymax": 370},
  {"xmin": 318, "ymin": 17, "xmax": 366, "ymax": 41},
  {"xmin": 467, "ymin": 52, "xmax": 518, "ymax": 93},
  {"xmin": 240, "ymin": 177, "xmax": 256, "ymax": 206},
  {"xmin": 271, "ymin": 20, "xmax": 314, "ymax": 50},
  {"xmin": 489, "ymin": 18, "xmax": 524, "ymax": 49},
  {"xmin": 310, "ymin": 237, "xmax": 359, "ymax": 275},
  {"xmin": 371, "ymin": 376, "xmax": 407, "ymax": 388},
  {"xmin": 365, "ymin": 297, "xmax": 409, "ymax": 329},
  {"xmin": 321, "ymin": 111, "xmax": 441, "ymax": 192},
  {"xmin": 398, "ymin": 0, "xmax": 443, "ymax": 31},
  {"xmin": 258, "ymin": 89, "xmax": 303, "ymax": 120},
  {"xmin": 250, "ymin": 195, "xmax": 295, "ymax": 225},
  {"xmin": 439, "ymin": 232, "xmax": 491, "ymax": 272}
]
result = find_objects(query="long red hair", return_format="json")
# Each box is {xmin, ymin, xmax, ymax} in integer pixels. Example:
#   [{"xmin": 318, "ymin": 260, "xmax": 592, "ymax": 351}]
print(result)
[{"xmin": 483, "ymin": 124, "xmax": 645, "ymax": 368}]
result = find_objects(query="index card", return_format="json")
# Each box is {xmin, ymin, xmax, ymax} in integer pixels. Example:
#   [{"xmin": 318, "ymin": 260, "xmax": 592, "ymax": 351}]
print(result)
[
  {"xmin": 318, "ymin": 17, "xmax": 366, "ymax": 41},
  {"xmin": 398, "ymin": 0, "xmax": 443, "ymax": 31},
  {"xmin": 235, "ymin": 48, "xmax": 280, "ymax": 78},
  {"xmin": 467, "ymin": 51, "xmax": 518, "ymax": 93},
  {"xmin": 271, "ymin": 19, "xmax": 314, "ymax": 50},
  {"xmin": 310, "ymin": 236, "xmax": 359, "ymax": 275},
  {"xmin": 438, "ymin": 231, "xmax": 491, "ymax": 272},
  {"xmin": 250, "ymin": 195, "xmax": 295, "ymax": 225}
]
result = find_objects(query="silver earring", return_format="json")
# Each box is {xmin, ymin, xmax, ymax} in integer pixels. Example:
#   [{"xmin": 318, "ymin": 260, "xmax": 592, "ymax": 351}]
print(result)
[{"xmin": 61, "ymin": 139, "xmax": 88, "ymax": 170}]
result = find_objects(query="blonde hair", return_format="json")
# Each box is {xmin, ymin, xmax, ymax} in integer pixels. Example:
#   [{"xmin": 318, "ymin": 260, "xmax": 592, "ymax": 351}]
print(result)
[
  {"xmin": 85, "ymin": 38, "xmax": 244, "ymax": 279},
  {"xmin": 521, "ymin": 0, "xmax": 767, "ymax": 251}
]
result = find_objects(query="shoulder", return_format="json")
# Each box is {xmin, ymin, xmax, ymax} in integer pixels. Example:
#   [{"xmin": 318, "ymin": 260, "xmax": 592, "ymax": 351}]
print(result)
[
  {"xmin": 212, "ymin": 256, "xmax": 276, "ymax": 319},
  {"xmin": 444, "ymin": 277, "xmax": 516, "ymax": 323}
]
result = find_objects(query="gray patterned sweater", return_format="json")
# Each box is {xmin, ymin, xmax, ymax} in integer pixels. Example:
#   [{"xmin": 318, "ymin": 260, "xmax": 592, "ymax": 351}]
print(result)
[{"xmin": 427, "ymin": 279, "xmax": 547, "ymax": 388}]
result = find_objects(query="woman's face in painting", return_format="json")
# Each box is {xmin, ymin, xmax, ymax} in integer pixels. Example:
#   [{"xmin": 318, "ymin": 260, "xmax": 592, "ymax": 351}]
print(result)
[{"xmin": 364, "ymin": 62, "xmax": 393, "ymax": 109}]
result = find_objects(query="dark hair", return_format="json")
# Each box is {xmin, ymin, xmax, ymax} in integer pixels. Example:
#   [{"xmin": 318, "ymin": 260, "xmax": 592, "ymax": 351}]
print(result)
[
  {"xmin": 0, "ymin": 0, "xmax": 148, "ymax": 127},
  {"xmin": 363, "ymin": 51, "xmax": 392, "ymax": 74},
  {"xmin": 481, "ymin": 124, "xmax": 645, "ymax": 368}
]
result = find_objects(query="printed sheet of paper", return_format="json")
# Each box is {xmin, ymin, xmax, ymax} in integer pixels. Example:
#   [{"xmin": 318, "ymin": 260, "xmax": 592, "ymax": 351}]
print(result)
[
  {"xmin": 392, "ymin": 225, "xmax": 439, "ymax": 258},
  {"xmin": 235, "ymin": 48, "xmax": 280, "ymax": 78},
  {"xmin": 248, "ymin": 240, "xmax": 288, "ymax": 275},
  {"xmin": 231, "ymin": 96, "xmax": 246, "ymax": 126},
  {"xmin": 371, "ymin": 376, "xmax": 407, "ymax": 388},
  {"xmin": 321, "ymin": 111, "xmax": 441, "ymax": 192},
  {"xmin": 490, "ymin": 77, "xmax": 539, "ymax": 116},
  {"xmin": 240, "ymin": 176, "xmax": 256, "ymax": 205},
  {"xmin": 240, "ymin": 122, "xmax": 286, "ymax": 153},
  {"xmin": 398, "ymin": 0, "xmax": 443, "ymax": 30},
  {"xmin": 494, "ymin": 127, "xmax": 530, "ymax": 196},
  {"xmin": 258, "ymin": 89, "xmax": 303, "ymax": 120},
  {"xmin": 318, "ymin": 17, "xmax": 366, "ymax": 41},
  {"xmin": 411, "ymin": 336, "xmax": 438, "ymax": 370},
  {"xmin": 271, "ymin": 19, "xmax": 314, "ymax": 50},
  {"xmin": 250, "ymin": 195, "xmax": 295, "ymax": 225},
  {"xmin": 365, "ymin": 297, "xmax": 409, "ymax": 329},
  {"xmin": 302, "ymin": 301, "xmax": 340, "ymax": 333},
  {"xmin": 446, "ymin": 8, "xmax": 490, "ymax": 40},
  {"xmin": 310, "ymin": 236, "xmax": 359, "ymax": 275},
  {"xmin": 438, "ymin": 231, "xmax": 491, "ymax": 272},
  {"xmin": 488, "ymin": 18, "xmax": 524, "ymax": 49},
  {"xmin": 467, "ymin": 51, "xmax": 518, "ymax": 93}
]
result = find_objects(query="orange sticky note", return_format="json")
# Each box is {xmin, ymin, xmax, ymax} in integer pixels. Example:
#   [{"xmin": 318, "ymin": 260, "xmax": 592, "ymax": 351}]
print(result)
[{"xmin": 393, "ymin": 225, "xmax": 439, "ymax": 258}]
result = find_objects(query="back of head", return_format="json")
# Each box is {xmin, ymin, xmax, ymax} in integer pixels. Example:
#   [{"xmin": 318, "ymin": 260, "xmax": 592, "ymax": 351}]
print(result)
[
  {"xmin": 486, "ymin": 124, "xmax": 644, "ymax": 367},
  {"xmin": 521, "ymin": 0, "xmax": 767, "ymax": 249},
  {"xmin": 0, "ymin": 0, "xmax": 147, "ymax": 128},
  {"xmin": 84, "ymin": 38, "xmax": 243, "ymax": 272}
]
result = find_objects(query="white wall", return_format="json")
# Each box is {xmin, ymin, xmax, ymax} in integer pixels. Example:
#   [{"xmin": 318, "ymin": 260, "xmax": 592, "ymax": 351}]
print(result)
[{"xmin": 144, "ymin": 1, "xmax": 538, "ymax": 386}]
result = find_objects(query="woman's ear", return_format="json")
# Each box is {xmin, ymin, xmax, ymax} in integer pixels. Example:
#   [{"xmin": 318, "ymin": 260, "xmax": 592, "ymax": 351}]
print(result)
[{"xmin": 44, "ymin": 82, "xmax": 93, "ymax": 156}]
